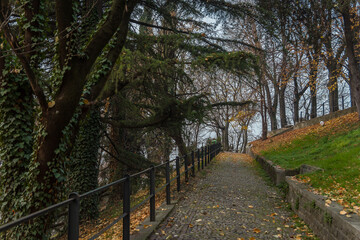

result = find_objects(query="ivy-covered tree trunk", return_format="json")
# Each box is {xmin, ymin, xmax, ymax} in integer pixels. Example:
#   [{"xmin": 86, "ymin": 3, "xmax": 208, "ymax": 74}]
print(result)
[
  {"xmin": 0, "ymin": 47, "xmax": 34, "ymax": 238},
  {"xmin": 68, "ymin": 106, "xmax": 101, "ymax": 220}
]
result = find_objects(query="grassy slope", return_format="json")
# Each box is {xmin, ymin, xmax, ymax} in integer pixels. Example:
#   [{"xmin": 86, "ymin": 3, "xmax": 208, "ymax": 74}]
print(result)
[{"xmin": 251, "ymin": 112, "xmax": 360, "ymax": 215}]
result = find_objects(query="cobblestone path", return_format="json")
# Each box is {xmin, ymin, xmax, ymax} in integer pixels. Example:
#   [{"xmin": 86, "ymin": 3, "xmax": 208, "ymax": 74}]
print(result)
[{"xmin": 149, "ymin": 152, "xmax": 313, "ymax": 240}]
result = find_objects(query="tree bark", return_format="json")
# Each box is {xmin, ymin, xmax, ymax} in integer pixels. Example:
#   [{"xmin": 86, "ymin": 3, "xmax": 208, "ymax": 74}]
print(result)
[
  {"xmin": 342, "ymin": 2, "xmax": 360, "ymax": 119},
  {"xmin": 279, "ymin": 86, "xmax": 287, "ymax": 127}
]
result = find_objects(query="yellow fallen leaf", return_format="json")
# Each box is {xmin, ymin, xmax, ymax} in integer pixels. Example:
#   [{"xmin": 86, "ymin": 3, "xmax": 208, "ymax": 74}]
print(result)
[
  {"xmin": 250, "ymin": 237, "xmax": 256, "ymax": 240},
  {"xmin": 253, "ymin": 228, "xmax": 261, "ymax": 233},
  {"xmin": 340, "ymin": 210, "xmax": 347, "ymax": 215},
  {"xmin": 143, "ymin": 224, "xmax": 152, "ymax": 229},
  {"xmin": 248, "ymin": 205, "xmax": 254, "ymax": 208},
  {"xmin": 161, "ymin": 230, "xmax": 166, "ymax": 235},
  {"xmin": 189, "ymin": 223, "xmax": 194, "ymax": 228},
  {"xmin": 237, "ymin": 238, "xmax": 245, "ymax": 240}
]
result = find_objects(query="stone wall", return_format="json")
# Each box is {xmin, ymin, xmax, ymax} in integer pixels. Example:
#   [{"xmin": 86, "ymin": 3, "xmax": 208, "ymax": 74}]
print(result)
[
  {"xmin": 247, "ymin": 148, "xmax": 360, "ymax": 240},
  {"xmin": 287, "ymin": 177, "xmax": 360, "ymax": 240}
]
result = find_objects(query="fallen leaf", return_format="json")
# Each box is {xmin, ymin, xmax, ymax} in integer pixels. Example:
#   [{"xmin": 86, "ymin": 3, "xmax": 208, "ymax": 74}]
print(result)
[
  {"xmin": 143, "ymin": 224, "xmax": 152, "ymax": 229},
  {"xmin": 248, "ymin": 205, "xmax": 254, "ymax": 208},
  {"xmin": 253, "ymin": 228, "xmax": 261, "ymax": 233},
  {"xmin": 340, "ymin": 210, "xmax": 347, "ymax": 215}
]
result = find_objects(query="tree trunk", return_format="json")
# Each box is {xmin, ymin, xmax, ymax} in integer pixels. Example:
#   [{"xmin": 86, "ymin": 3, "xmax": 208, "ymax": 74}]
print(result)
[
  {"xmin": 168, "ymin": 127, "xmax": 187, "ymax": 157},
  {"xmin": 279, "ymin": 86, "xmax": 287, "ymax": 127},
  {"xmin": 260, "ymin": 89, "xmax": 268, "ymax": 140},
  {"xmin": 241, "ymin": 128, "xmax": 248, "ymax": 153},
  {"xmin": 328, "ymin": 69, "xmax": 339, "ymax": 113},
  {"xmin": 342, "ymin": 3, "xmax": 360, "ymax": 119},
  {"xmin": 223, "ymin": 121, "xmax": 229, "ymax": 151},
  {"xmin": 235, "ymin": 130, "xmax": 243, "ymax": 153},
  {"xmin": 0, "ymin": 50, "xmax": 35, "ymax": 238},
  {"xmin": 310, "ymin": 87, "xmax": 317, "ymax": 118},
  {"xmin": 308, "ymin": 54, "xmax": 319, "ymax": 119},
  {"xmin": 264, "ymin": 83, "xmax": 278, "ymax": 130},
  {"xmin": 68, "ymin": 105, "xmax": 101, "ymax": 220}
]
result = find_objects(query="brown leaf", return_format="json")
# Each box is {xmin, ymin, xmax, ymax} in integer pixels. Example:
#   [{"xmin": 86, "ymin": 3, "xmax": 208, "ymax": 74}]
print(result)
[{"xmin": 253, "ymin": 228, "xmax": 261, "ymax": 233}]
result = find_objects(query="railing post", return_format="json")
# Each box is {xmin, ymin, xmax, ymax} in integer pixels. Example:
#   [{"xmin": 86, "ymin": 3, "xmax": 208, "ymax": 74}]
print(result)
[
  {"xmin": 68, "ymin": 192, "xmax": 80, "ymax": 240},
  {"xmin": 201, "ymin": 146, "xmax": 204, "ymax": 169},
  {"xmin": 166, "ymin": 160, "xmax": 171, "ymax": 205},
  {"xmin": 322, "ymin": 103, "xmax": 325, "ymax": 116},
  {"xmin": 204, "ymin": 146, "xmax": 207, "ymax": 167},
  {"xmin": 184, "ymin": 155, "xmax": 189, "ymax": 182},
  {"xmin": 208, "ymin": 146, "xmax": 210, "ymax": 163},
  {"xmin": 191, "ymin": 151, "xmax": 195, "ymax": 176},
  {"xmin": 197, "ymin": 148, "xmax": 200, "ymax": 171},
  {"xmin": 176, "ymin": 156, "xmax": 180, "ymax": 192},
  {"xmin": 150, "ymin": 165, "xmax": 156, "ymax": 222},
  {"xmin": 342, "ymin": 95, "xmax": 345, "ymax": 110},
  {"xmin": 123, "ymin": 175, "xmax": 130, "ymax": 240}
]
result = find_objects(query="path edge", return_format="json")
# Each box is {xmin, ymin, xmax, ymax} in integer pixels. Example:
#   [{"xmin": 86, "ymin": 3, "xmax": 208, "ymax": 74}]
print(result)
[{"xmin": 131, "ymin": 201, "xmax": 177, "ymax": 240}]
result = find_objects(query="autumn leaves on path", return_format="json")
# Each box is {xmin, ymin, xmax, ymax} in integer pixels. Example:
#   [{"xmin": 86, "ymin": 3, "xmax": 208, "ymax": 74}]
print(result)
[{"xmin": 149, "ymin": 152, "xmax": 314, "ymax": 240}]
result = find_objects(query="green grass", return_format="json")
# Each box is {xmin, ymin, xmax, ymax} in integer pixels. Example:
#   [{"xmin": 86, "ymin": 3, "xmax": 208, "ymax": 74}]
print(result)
[{"xmin": 261, "ymin": 125, "xmax": 360, "ymax": 206}]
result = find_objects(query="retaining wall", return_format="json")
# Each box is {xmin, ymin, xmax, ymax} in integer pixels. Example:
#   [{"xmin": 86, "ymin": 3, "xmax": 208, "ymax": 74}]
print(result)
[
  {"xmin": 247, "ymin": 148, "xmax": 360, "ymax": 240},
  {"xmin": 287, "ymin": 177, "xmax": 360, "ymax": 240}
]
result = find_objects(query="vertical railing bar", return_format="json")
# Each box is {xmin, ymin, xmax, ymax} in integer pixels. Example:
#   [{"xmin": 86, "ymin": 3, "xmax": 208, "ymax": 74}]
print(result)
[
  {"xmin": 166, "ymin": 160, "xmax": 171, "ymax": 205},
  {"xmin": 150, "ymin": 165, "xmax": 156, "ymax": 222},
  {"xmin": 204, "ymin": 146, "xmax": 207, "ymax": 167},
  {"xmin": 176, "ymin": 156, "xmax": 180, "ymax": 192},
  {"xmin": 197, "ymin": 148, "xmax": 200, "ymax": 172},
  {"xmin": 201, "ymin": 146, "xmax": 204, "ymax": 169},
  {"xmin": 123, "ymin": 175, "xmax": 130, "ymax": 240},
  {"xmin": 68, "ymin": 192, "xmax": 80, "ymax": 240},
  {"xmin": 184, "ymin": 155, "xmax": 189, "ymax": 182},
  {"xmin": 191, "ymin": 150, "xmax": 195, "ymax": 176}
]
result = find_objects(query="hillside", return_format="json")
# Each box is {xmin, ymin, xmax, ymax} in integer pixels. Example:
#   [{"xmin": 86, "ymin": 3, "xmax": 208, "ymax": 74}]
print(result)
[{"xmin": 251, "ymin": 112, "xmax": 360, "ymax": 216}]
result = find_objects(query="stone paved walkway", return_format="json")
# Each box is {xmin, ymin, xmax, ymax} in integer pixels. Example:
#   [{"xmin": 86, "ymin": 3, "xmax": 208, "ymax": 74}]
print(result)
[{"xmin": 149, "ymin": 153, "xmax": 313, "ymax": 240}]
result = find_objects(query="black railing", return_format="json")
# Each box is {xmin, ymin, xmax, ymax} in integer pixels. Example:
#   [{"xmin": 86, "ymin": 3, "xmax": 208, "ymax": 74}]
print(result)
[
  {"xmin": 300, "ymin": 95, "xmax": 352, "ymax": 121},
  {"xmin": 0, "ymin": 143, "xmax": 222, "ymax": 240}
]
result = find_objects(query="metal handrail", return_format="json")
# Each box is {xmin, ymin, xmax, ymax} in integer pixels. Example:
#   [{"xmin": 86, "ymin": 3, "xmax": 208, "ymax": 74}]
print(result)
[{"xmin": 0, "ymin": 143, "xmax": 222, "ymax": 240}]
